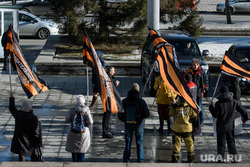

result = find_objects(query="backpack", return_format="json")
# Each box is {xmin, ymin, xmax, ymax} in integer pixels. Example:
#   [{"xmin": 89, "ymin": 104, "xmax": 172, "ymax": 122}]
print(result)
[
  {"xmin": 125, "ymin": 101, "xmax": 140, "ymax": 124},
  {"xmin": 71, "ymin": 110, "xmax": 86, "ymax": 133}
]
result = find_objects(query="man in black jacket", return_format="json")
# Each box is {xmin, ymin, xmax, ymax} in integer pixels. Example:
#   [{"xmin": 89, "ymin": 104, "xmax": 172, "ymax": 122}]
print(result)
[
  {"xmin": 209, "ymin": 85, "xmax": 248, "ymax": 162},
  {"xmin": 184, "ymin": 59, "xmax": 209, "ymax": 126},
  {"xmin": 9, "ymin": 92, "xmax": 41, "ymax": 161},
  {"xmin": 1, "ymin": 25, "xmax": 18, "ymax": 71},
  {"xmin": 102, "ymin": 66, "xmax": 120, "ymax": 138},
  {"xmin": 119, "ymin": 83, "xmax": 150, "ymax": 163}
]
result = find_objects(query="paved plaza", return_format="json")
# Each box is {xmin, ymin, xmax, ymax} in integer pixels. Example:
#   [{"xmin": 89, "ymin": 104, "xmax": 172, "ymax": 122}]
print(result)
[
  {"xmin": 0, "ymin": 71, "xmax": 249, "ymax": 164},
  {"xmin": 0, "ymin": 0, "xmax": 250, "ymax": 165}
]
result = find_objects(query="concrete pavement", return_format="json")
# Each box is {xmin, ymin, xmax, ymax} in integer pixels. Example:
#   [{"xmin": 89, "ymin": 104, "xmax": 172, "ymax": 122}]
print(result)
[
  {"xmin": 0, "ymin": 71, "xmax": 250, "ymax": 165},
  {"xmin": 0, "ymin": 0, "xmax": 250, "ymax": 166}
]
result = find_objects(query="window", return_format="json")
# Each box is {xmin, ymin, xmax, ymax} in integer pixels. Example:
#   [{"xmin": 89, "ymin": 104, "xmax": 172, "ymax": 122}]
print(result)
[
  {"xmin": 19, "ymin": 14, "xmax": 33, "ymax": 22},
  {"xmin": 4, "ymin": 11, "xmax": 13, "ymax": 32}
]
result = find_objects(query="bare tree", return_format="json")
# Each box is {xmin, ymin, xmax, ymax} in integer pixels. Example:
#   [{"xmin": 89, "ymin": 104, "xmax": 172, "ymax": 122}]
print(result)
[{"xmin": 225, "ymin": 0, "xmax": 232, "ymax": 24}]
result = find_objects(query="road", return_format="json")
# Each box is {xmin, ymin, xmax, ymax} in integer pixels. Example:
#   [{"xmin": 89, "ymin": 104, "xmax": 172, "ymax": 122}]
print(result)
[
  {"xmin": 201, "ymin": 13, "xmax": 250, "ymax": 22},
  {"xmin": 19, "ymin": 37, "xmax": 47, "ymax": 66}
]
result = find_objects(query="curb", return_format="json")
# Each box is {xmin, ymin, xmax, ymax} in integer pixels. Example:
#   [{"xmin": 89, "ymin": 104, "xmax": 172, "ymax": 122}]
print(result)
[{"xmin": 202, "ymin": 30, "xmax": 250, "ymax": 36}]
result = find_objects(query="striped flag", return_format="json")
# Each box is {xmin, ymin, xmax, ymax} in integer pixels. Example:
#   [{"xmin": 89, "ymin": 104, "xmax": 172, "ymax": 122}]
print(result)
[
  {"xmin": 5, "ymin": 26, "xmax": 50, "ymax": 99},
  {"xmin": 149, "ymin": 28, "xmax": 199, "ymax": 113},
  {"xmin": 83, "ymin": 31, "xmax": 123, "ymax": 113},
  {"xmin": 221, "ymin": 51, "xmax": 250, "ymax": 80}
]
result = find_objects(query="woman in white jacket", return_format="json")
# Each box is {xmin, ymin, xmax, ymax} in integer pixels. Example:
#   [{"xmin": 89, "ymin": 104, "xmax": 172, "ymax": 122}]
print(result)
[{"xmin": 65, "ymin": 95, "xmax": 93, "ymax": 162}]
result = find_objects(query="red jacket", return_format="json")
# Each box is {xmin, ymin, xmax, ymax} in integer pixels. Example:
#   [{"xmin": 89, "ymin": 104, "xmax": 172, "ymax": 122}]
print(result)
[{"xmin": 183, "ymin": 66, "xmax": 208, "ymax": 98}]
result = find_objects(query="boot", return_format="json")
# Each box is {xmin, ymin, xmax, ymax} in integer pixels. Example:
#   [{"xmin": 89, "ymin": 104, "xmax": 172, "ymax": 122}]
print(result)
[
  {"xmin": 158, "ymin": 118, "xmax": 164, "ymax": 134},
  {"xmin": 89, "ymin": 96, "xmax": 98, "ymax": 110},
  {"xmin": 167, "ymin": 119, "xmax": 172, "ymax": 134}
]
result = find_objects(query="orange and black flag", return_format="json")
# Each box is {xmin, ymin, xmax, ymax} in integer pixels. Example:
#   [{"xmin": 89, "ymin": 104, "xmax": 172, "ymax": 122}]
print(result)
[
  {"xmin": 221, "ymin": 51, "xmax": 250, "ymax": 80},
  {"xmin": 83, "ymin": 31, "xmax": 123, "ymax": 113},
  {"xmin": 5, "ymin": 25, "xmax": 49, "ymax": 99},
  {"xmin": 149, "ymin": 28, "xmax": 199, "ymax": 113}
]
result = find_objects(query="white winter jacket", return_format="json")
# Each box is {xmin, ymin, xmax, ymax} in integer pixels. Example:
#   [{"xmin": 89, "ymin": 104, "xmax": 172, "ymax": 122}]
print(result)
[{"xmin": 65, "ymin": 104, "xmax": 93, "ymax": 153}]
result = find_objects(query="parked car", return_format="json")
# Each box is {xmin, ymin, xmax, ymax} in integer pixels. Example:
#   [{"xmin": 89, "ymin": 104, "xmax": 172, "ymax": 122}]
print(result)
[
  {"xmin": 19, "ymin": 11, "xmax": 59, "ymax": 39},
  {"xmin": 216, "ymin": 0, "xmax": 250, "ymax": 14},
  {"xmin": 141, "ymin": 29, "xmax": 209, "ymax": 96},
  {"xmin": 20, "ymin": 0, "xmax": 57, "ymax": 17},
  {"xmin": 226, "ymin": 44, "xmax": 250, "ymax": 92},
  {"xmin": 0, "ymin": 0, "xmax": 33, "ymax": 5}
]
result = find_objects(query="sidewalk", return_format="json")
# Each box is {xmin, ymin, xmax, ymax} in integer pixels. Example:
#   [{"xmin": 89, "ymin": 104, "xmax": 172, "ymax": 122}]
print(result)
[
  {"xmin": 0, "ymin": 72, "xmax": 249, "ymax": 164},
  {"xmin": 0, "ymin": 0, "xmax": 250, "ymax": 166}
]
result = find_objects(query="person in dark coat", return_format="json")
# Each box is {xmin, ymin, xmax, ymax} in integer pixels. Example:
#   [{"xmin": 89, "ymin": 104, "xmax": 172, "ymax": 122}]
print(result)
[
  {"xmin": 209, "ymin": 85, "xmax": 248, "ymax": 163},
  {"xmin": 102, "ymin": 66, "xmax": 120, "ymax": 138},
  {"xmin": 9, "ymin": 92, "xmax": 41, "ymax": 161},
  {"xmin": 89, "ymin": 51, "xmax": 106, "ymax": 110},
  {"xmin": 1, "ymin": 25, "xmax": 18, "ymax": 71},
  {"xmin": 118, "ymin": 83, "xmax": 150, "ymax": 162},
  {"xmin": 184, "ymin": 58, "xmax": 209, "ymax": 126}
]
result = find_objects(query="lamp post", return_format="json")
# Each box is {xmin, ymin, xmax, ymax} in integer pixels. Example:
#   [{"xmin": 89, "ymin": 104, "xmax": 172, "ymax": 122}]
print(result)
[{"xmin": 147, "ymin": 0, "xmax": 160, "ymax": 31}]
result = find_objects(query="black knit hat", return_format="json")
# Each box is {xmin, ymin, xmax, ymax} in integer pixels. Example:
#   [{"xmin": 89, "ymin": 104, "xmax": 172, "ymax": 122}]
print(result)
[
  {"xmin": 220, "ymin": 85, "xmax": 229, "ymax": 94},
  {"xmin": 185, "ymin": 73, "xmax": 192, "ymax": 82}
]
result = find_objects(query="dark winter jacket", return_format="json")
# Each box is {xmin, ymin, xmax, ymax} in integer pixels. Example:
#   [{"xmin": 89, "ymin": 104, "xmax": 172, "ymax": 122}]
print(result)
[
  {"xmin": 107, "ymin": 72, "xmax": 116, "ymax": 86},
  {"xmin": 119, "ymin": 89, "xmax": 150, "ymax": 127},
  {"xmin": 9, "ymin": 97, "xmax": 40, "ymax": 156},
  {"xmin": 209, "ymin": 92, "xmax": 248, "ymax": 133},
  {"xmin": 1, "ymin": 29, "xmax": 19, "ymax": 50},
  {"xmin": 185, "ymin": 66, "xmax": 209, "ymax": 98}
]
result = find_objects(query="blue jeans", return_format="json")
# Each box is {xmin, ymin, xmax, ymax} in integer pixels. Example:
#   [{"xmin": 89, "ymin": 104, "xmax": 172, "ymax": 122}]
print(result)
[
  {"xmin": 72, "ymin": 153, "xmax": 85, "ymax": 162},
  {"xmin": 198, "ymin": 97, "xmax": 204, "ymax": 124},
  {"xmin": 123, "ymin": 124, "xmax": 144, "ymax": 162}
]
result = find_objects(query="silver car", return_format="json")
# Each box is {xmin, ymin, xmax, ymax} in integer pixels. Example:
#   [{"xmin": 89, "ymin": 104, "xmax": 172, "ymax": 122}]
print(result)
[
  {"xmin": 19, "ymin": 11, "xmax": 59, "ymax": 39},
  {"xmin": 216, "ymin": 0, "xmax": 250, "ymax": 14}
]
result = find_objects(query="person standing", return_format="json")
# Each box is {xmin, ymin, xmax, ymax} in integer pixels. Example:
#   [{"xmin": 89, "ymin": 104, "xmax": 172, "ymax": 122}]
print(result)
[
  {"xmin": 184, "ymin": 58, "xmax": 208, "ymax": 126},
  {"xmin": 9, "ymin": 92, "xmax": 41, "ymax": 161},
  {"xmin": 107, "ymin": 66, "xmax": 120, "ymax": 87},
  {"xmin": 168, "ymin": 97, "xmax": 198, "ymax": 163},
  {"xmin": 65, "ymin": 95, "xmax": 93, "ymax": 162},
  {"xmin": 154, "ymin": 75, "xmax": 177, "ymax": 134},
  {"xmin": 89, "ymin": 51, "xmax": 106, "ymax": 110},
  {"xmin": 209, "ymin": 85, "xmax": 248, "ymax": 163},
  {"xmin": 118, "ymin": 83, "xmax": 150, "ymax": 163},
  {"xmin": 1, "ymin": 26, "xmax": 18, "ymax": 71},
  {"xmin": 102, "ymin": 66, "xmax": 120, "ymax": 138}
]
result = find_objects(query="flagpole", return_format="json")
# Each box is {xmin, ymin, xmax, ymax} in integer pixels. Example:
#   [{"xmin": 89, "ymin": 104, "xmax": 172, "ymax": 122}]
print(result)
[
  {"xmin": 211, "ymin": 73, "xmax": 221, "ymax": 102},
  {"xmin": 8, "ymin": 54, "xmax": 12, "ymax": 93},
  {"xmin": 142, "ymin": 61, "xmax": 157, "ymax": 98},
  {"xmin": 86, "ymin": 62, "xmax": 89, "ymax": 106},
  {"xmin": 170, "ymin": 90, "xmax": 176, "ymax": 103}
]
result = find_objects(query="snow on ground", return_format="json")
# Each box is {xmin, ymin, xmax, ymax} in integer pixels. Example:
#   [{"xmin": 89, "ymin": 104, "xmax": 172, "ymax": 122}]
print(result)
[
  {"xmin": 198, "ymin": 37, "xmax": 250, "ymax": 59},
  {"xmin": 103, "ymin": 36, "xmax": 250, "ymax": 61},
  {"xmin": 103, "ymin": 21, "xmax": 250, "ymax": 61}
]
